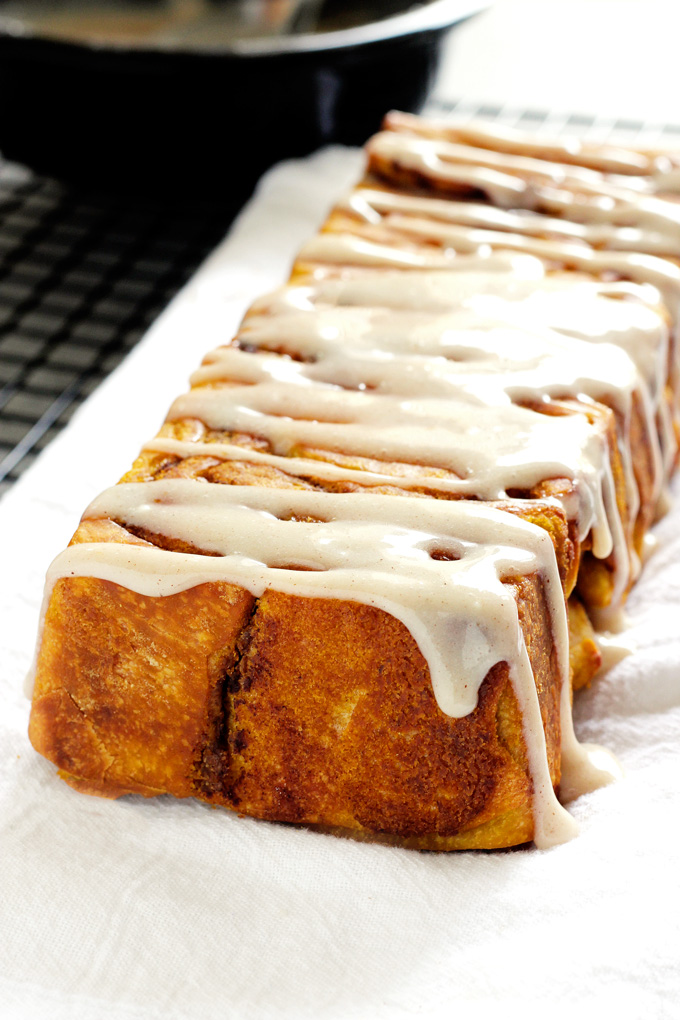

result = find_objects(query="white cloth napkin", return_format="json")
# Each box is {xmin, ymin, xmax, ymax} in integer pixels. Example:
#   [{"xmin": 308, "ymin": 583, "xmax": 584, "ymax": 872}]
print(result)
[{"xmin": 1, "ymin": 147, "xmax": 679, "ymax": 1020}]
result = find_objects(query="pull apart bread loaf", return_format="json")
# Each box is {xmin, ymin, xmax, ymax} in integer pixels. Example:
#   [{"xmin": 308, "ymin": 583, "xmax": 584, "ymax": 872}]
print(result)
[{"xmin": 29, "ymin": 113, "xmax": 680, "ymax": 850}]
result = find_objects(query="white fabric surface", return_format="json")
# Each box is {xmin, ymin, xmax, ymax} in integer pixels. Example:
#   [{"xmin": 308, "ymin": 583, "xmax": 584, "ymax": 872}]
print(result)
[{"xmin": 1, "ymin": 147, "xmax": 679, "ymax": 1020}]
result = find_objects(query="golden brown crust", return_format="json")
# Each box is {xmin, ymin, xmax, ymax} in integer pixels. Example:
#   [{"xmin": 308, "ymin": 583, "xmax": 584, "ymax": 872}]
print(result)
[
  {"xmin": 568, "ymin": 596, "xmax": 601, "ymax": 691},
  {"xmin": 30, "ymin": 522, "xmax": 256, "ymax": 800},
  {"xmin": 212, "ymin": 590, "xmax": 549, "ymax": 845}
]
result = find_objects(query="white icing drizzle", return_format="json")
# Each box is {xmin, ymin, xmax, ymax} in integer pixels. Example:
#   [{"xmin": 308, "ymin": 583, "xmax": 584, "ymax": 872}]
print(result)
[
  {"xmin": 368, "ymin": 131, "xmax": 651, "ymax": 204},
  {"xmin": 296, "ymin": 233, "xmax": 679, "ymax": 477},
  {"xmin": 170, "ymin": 376, "xmax": 621, "ymax": 563},
  {"xmin": 298, "ymin": 231, "xmax": 680, "ymax": 320},
  {"xmin": 249, "ymin": 267, "xmax": 669, "ymax": 405},
  {"xmin": 186, "ymin": 326, "xmax": 659, "ymax": 598},
  {"xmin": 344, "ymin": 187, "xmax": 680, "ymax": 258},
  {"xmin": 246, "ymin": 265, "xmax": 672, "ymax": 555},
  {"xmin": 264, "ymin": 266, "xmax": 676, "ymax": 491},
  {"xmin": 367, "ymin": 129, "xmax": 680, "ymax": 207},
  {"xmin": 143, "ymin": 434, "xmax": 530, "ymax": 492},
  {"xmin": 199, "ymin": 326, "xmax": 646, "ymax": 446},
  {"xmin": 595, "ymin": 632, "xmax": 636, "ymax": 676},
  {"xmin": 58, "ymin": 481, "xmax": 596, "ymax": 847},
  {"xmin": 383, "ymin": 112, "xmax": 677, "ymax": 179},
  {"xmin": 642, "ymin": 531, "xmax": 660, "ymax": 563},
  {"xmin": 362, "ymin": 127, "xmax": 680, "ymax": 405},
  {"xmin": 335, "ymin": 185, "xmax": 680, "ymax": 478}
]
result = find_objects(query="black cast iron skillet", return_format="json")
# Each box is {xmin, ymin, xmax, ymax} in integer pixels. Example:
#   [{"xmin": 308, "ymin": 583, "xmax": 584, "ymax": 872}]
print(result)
[{"xmin": 0, "ymin": 0, "xmax": 485, "ymax": 195}]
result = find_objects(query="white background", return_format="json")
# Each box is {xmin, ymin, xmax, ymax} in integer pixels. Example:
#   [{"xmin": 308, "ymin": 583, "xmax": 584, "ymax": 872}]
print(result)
[{"xmin": 435, "ymin": 0, "xmax": 680, "ymax": 123}]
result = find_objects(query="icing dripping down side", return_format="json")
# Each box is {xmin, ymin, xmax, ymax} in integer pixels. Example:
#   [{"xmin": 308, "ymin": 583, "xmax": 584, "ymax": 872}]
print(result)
[{"xmin": 54, "ymin": 482, "xmax": 597, "ymax": 848}]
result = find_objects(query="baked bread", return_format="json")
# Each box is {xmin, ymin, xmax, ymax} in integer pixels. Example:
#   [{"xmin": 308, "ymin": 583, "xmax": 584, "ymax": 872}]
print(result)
[{"xmin": 28, "ymin": 113, "xmax": 680, "ymax": 850}]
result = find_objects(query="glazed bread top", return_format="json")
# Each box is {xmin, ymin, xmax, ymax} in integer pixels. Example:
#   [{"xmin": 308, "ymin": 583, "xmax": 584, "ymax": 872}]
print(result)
[{"xmin": 31, "ymin": 113, "xmax": 680, "ymax": 846}]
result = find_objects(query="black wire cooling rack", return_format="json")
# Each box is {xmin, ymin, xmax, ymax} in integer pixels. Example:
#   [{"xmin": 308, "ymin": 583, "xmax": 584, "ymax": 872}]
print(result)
[
  {"xmin": 0, "ymin": 166, "xmax": 242, "ymax": 498},
  {"xmin": 1, "ymin": 100, "xmax": 679, "ymax": 498}
]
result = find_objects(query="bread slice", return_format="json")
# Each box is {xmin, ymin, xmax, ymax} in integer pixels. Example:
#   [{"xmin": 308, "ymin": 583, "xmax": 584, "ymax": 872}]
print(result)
[{"xmin": 30, "ymin": 492, "xmax": 577, "ymax": 849}]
